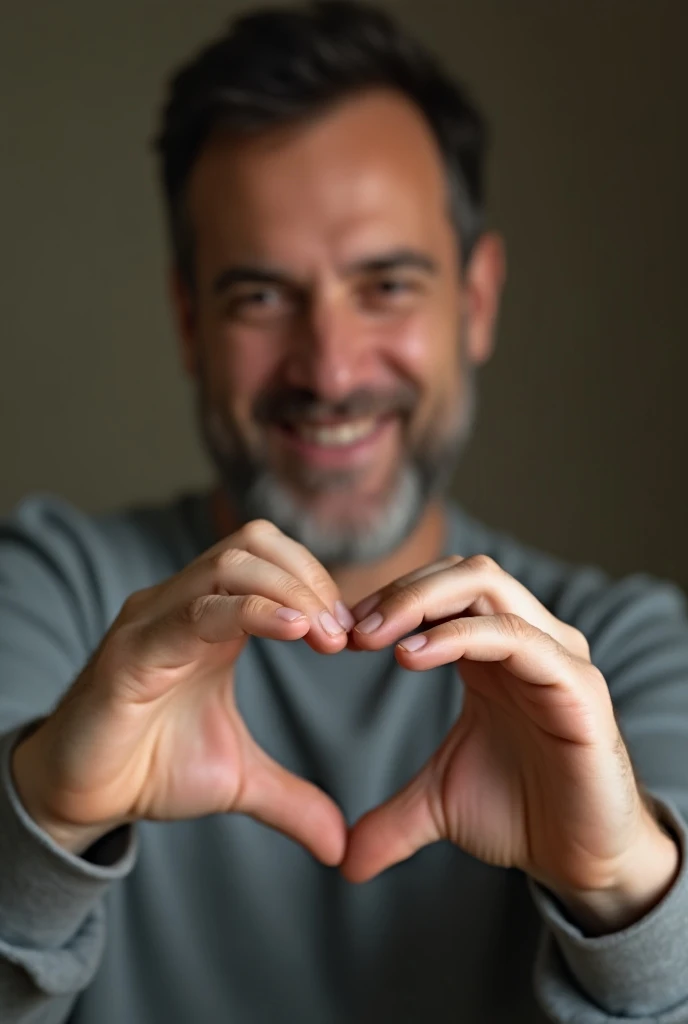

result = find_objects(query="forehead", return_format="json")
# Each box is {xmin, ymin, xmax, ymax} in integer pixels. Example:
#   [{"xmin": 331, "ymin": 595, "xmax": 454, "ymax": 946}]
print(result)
[{"xmin": 185, "ymin": 89, "xmax": 456, "ymax": 268}]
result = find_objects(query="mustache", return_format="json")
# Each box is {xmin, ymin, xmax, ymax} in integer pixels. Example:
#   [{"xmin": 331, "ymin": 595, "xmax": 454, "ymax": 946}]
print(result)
[
  {"xmin": 253, "ymin": 384, "xmax": 419, "ymax": 425},
  {"xmin": 255, "ymin": 387, "xmax": 417, "ymax": 424}
]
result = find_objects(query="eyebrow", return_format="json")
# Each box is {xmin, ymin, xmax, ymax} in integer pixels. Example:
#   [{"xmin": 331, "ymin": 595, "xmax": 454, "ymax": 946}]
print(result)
[
  {"xmin": 343, "ymin": 248, "xmax": 439, "ymax": 277},
  {"xmin": 212, "ymin": 265, "xmax": 292, "ymax": 296},
  {"xmin": 211, "ymin": 248, "xmax": 439, "ymax": 296}
]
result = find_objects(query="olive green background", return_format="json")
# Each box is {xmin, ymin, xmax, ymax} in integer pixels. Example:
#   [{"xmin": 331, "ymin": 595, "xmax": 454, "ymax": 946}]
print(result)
[{"xmin": 1, "ymin": 1, "xmax": 686, "ymax": 586}]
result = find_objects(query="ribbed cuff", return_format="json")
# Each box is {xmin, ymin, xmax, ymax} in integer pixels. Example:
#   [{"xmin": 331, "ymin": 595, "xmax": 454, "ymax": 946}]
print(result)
[
  {"xmin": 530, "ymin": 796, "xmax": 688, "ymax": 1020},
  {"xmin": 0, "ymin": 724, "xmax": 137, "ymax": 949}
]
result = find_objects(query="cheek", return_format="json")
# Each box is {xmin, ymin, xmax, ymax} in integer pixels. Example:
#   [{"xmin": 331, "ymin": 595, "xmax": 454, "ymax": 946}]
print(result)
[
  {"xmin": 383, "ymin": 310, "xmax": 460, "ymax": 418},
  {"xmin": 379, "ymin": 312, "xmax": 436, "ymax": 386},
  {"xmin": 206, "ymin": 327, "xmax": 279, "ymax": 420}
]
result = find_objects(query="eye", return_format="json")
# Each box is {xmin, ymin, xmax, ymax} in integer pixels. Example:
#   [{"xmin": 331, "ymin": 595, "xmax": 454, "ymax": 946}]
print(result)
[
  {"xmin": 376, "ymin": 277, "xmax": 413, "ymax": 295},
  {"xmin": 240, "ymin": 287, "xmax": 282, "ymax": 308},
  {"xmin": 361, "ymin": 276, "xmax": 421, "ymax": 311},
  {"xmin": 225, "ymin": 286, "xmax": 295, "ymax": 323}
]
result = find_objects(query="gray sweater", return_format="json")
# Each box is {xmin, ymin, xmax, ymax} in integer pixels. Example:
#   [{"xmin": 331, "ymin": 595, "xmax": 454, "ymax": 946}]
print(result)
[{"xmin": 1, "ymin": 491, "xmax": 688, "ymax": 1024}]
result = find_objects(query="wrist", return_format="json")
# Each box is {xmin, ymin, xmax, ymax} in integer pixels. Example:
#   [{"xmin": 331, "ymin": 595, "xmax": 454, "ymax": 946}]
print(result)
[
  {"xmin": 549, "ymin": 811, "xmax": 680, "ymax": 937},
  {"xmin": 11, "ymin": 728, "xmax": 114, "ymax": 856}
]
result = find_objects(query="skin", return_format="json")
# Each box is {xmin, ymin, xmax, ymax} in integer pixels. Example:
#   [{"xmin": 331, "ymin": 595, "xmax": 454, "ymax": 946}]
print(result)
[
  {"xmin": 173, "ymin": 89, "xmax": 503, "ymax": 605},
  {"xmin": 171, "ymin": 87, "xmax": 678, "ymax": 932},
  {"xmin": 12, "ymin": 88, "xmax": 678, "ymax": 939},
  {"xmin": 343, "ymin": 555, "xmax": 679, "ymax": 934}
]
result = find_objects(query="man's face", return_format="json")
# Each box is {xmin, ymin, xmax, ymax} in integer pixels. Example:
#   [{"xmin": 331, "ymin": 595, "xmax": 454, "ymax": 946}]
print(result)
[{"xmin": 176, "ymin": 89, "xmax": 497, "ymax": 564}]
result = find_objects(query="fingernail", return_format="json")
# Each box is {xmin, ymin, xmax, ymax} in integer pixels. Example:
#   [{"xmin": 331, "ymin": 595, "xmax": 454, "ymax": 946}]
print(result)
[
  {"xmin": 353, "ymin": 593, "xmax": 381, "ymax": 621},
  {"xmin": 355, "ymin": 611, "xmax": 384, "ymax": 635},
  {"xmin": 319, "ymin": 610, "xmax": 345, "ymax": 636},
  {"xmin": 276, "ymin": 607, "xmax": 306, "ymax": 622},
  {"xmin": 335, "ymin": 601, "xmax": 355, "ymax": 631},
  {"xmin": 398, "ymin": 634, "xmax": 428, "ymax": 652}
]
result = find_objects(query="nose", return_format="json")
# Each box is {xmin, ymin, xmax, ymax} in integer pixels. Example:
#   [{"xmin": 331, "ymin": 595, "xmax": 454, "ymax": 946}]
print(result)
[{"xmin": 281, "ymin": 293, "xmax": 372, "ymax": 403}]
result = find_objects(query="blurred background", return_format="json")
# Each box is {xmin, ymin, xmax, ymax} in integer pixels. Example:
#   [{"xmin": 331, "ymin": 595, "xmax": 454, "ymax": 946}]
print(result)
[{"xmin": 1, "ymin": 0, "xmax": 686, "ymax": 587}]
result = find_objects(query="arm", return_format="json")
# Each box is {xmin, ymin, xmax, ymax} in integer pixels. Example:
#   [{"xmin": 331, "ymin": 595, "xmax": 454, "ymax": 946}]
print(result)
[
  {"xmin": 0, "ymin": 725, "xmax": 137, "ymax": 1024},
  {"xmin": 343, "ymin": 555, "xmax": 688, "ymax": 1022},
  {"xmin": 531, "ymin": 572, "xmax": 688, "ymax": 1021},
  {"xmin": 0, "ymin": 498, "xmax": 353, "ymax": 1022},
  {"xmin": 546, "ymin": 796, "xmax": 679, "ymax": 936},
  {"xmin": 0, "ymin": 497, "xmax": 135, "ymax": 1023}
]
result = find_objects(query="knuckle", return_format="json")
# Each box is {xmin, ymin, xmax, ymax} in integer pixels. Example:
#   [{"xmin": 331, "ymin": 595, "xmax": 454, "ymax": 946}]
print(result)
[
  {"xmin": 583, "ymin": 661, "xmax": 607, "ymax": 690},
  {"xmin": 379, "ymin": 578, "xmax": 424, "ymax": 617},
  {"xmin": 277, "ymin": 538, "xmax": 335, "ymax": 596},
  {"xmin": 568, "ymin": 625, "xmax": 591, "ymax": 660},
  {"xmin": 301, "ymin": 560, "xmax": 335, "ymax": 597},
  {"xmin": 119, "ymin": 586, "xmax": 153, "ymax": 621},
  {"xmin": 279, "ymin": 573, "xmax": 312, "ymax": 603},
  {"xmin": 499, "ymin": 612, "xmax": 529, "ymax": 639},
  {"xmin": 181, "ymin": 594, "xmax": 214, "ymax": 627},
  {"xmin": 213, "ymin": 546, "xmax": 249, "ymax": 576},
  {"xmin": 123, "ymin": 587, "xmax": 147, "ymax": 609},
  {"xmin": 401, "ymin": 580, "xmax": 428, "ymax": 611},
  {"xmin": 238, "ymin": 593, "xmax": 267, "ymax": 620},
  {"xmin": 464, "ymin": 553, "xmax": 498, "ymax": 575},
  {"xmin": 242, "ymin": 518, "xmax": 278, "ymax": 542},
  {"xmin": 97, "ymin": 621, "xmax": 134, "ymax": 670}
]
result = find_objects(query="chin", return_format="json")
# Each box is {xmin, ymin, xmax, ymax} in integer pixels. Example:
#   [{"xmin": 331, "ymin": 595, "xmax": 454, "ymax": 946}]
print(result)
[{"xmin": 242, "ymin": 465, "xmax": 425, "ymax": 565}]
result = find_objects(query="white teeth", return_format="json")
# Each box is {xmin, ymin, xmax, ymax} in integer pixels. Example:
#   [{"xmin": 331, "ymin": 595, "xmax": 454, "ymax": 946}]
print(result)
[{"xmin": 293, "ymin": 417, "xmax": 379, "ymax": 447}]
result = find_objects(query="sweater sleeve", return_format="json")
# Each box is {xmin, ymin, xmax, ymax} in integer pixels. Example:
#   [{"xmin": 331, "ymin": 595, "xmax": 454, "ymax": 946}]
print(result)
[
  {"xmin": 532, "ymin": 570, "xmax": 688, "ymax": 1022},
  {"xmin": 0, "ymin": 495, "xmax": 137, "ymax": 1023},
  {"xmin": 0, "ymin": 725, "xmax": 137, "ymax": 1024}
]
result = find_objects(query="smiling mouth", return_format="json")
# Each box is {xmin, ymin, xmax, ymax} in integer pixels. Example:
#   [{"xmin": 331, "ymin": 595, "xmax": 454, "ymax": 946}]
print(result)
[{"xmin": 280, "ymin": 416, "xmax": 383, "ymax": 447}]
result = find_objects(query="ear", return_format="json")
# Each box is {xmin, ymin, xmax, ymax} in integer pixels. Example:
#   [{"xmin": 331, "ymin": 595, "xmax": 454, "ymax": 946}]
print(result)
[
  {"xmin": 170, "ymin": 266, "xmax": 199, "ymax": 379},
  {"xmin": 463, "ymin": 231, "xmax": 506, "ymax": 366}
]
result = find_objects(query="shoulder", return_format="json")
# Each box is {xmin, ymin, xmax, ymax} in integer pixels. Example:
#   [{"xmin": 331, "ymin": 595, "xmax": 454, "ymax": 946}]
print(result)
[{"xmin": 0, "ymin": 490, "xmax": 207, "ymax": 635}]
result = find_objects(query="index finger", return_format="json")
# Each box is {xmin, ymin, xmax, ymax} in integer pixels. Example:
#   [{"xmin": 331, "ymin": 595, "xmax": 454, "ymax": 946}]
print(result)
[{"xmin": 210, "ymin": 519, "xmax": 354, "ymax": 632}]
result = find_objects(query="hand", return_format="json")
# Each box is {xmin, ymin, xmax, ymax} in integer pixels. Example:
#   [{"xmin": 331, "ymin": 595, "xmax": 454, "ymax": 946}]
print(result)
[
  {"xmin": 342, "ymin": 554, "xmax": 673, "ymax": 915},
  {"xmin": 12, "ymin": 520, "xmax": 354, "ymax": 865}
]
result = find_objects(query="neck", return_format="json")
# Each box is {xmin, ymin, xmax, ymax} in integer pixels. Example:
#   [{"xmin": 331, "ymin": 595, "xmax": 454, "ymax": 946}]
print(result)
[{"xmin": 209, "ymin": 485, "xmax": 446, "ymax": 609}]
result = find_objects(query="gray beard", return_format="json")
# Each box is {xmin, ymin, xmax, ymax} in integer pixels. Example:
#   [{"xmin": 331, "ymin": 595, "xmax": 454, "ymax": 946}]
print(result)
[
  {"xmin": 198, "ymin": 364, "xmax": 476, "ymax": 567},
  {"xmin": 243, "ymin": 460, "xmax": 428, "ymax": 566}
]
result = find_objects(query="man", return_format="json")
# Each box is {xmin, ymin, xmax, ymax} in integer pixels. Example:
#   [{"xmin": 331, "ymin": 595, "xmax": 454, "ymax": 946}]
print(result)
[{"xmin": 1, "ymin": 2, "xmax": 687, "ymax": 1022}]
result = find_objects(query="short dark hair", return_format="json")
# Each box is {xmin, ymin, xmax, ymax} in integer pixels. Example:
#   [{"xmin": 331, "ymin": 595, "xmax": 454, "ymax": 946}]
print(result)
[{"xmin": 154, "ymin": 0, "xmax": 488, "ymax": 287}]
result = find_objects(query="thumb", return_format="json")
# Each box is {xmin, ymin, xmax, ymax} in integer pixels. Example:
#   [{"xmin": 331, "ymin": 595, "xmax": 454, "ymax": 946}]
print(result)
[
  {"xmin": 239, "ymin": 737, "xmax": 348, "ymax": 867},
  {"xmin": 340, "ymin": 765, "xmax": 443, "ymax": 883}
]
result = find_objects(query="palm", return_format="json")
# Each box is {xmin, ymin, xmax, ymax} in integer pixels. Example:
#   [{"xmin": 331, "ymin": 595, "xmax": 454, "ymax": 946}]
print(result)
[
  {"xmin": 132, "ymin": 639, "xmax": 249, "ymax": 822},
  {"xmin": 119, "ymin": 634, "xmax": 345, "ymax": 866},
  {"xmin": 61, "ymin": 636, "xmax": 250, "ymax": 828},
  {"xmin": 433, "ymin": 660, "xmax": 633, "ymax": 888}
]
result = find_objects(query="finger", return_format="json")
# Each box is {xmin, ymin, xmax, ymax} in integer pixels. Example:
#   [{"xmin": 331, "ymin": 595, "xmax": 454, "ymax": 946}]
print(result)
[
  {"xmin": 341, "ymin": 765, "xmax": 440, "ymax": 883},
  {"xmin": 348, "ymin": 557, "xmax": 467, "ymax": 652},
  {"xmin": 350, "ymin": 556, "xmax": 463, "ymax": 621},
  {"xmin": 234, "ymin": 519, "xmax": 354, "ymax": 630},
  {"xmin": 240, "ymin": 732, "xmax": 348, "ymax": 867},
  {"xmin": 129, "ymin": 593, "xmax": 311, "ymax": 676},
  {"xmin": 399, "ymin": 615, "xmax": 612, "ymax": 746},
  {"xmin": 179, "ymin": 547, "xmax": 349, "ymax": 651},
  {"xmin": 395, "ymin": 613, "xmax": 609, "ymax": 736},
  {"xmin": 353, "ymin": 555, "xmax": 563, "ymax": 650},
  {"xmin": 392, "ymin": 613, "xmax": 584, "ymax": 683}
]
